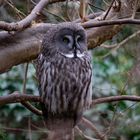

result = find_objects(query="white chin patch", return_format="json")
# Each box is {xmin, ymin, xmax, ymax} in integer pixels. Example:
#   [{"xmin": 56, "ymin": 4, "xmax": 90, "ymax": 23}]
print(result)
[{"xmin": 60, "ymin": 53, "xmax": 84, "ymax": 58}]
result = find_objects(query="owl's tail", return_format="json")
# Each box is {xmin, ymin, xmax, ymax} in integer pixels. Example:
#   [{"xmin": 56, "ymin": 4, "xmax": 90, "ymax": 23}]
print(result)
[{"xmin": 48, "ymin": 128, "xmax": 74, "ymax": 140}]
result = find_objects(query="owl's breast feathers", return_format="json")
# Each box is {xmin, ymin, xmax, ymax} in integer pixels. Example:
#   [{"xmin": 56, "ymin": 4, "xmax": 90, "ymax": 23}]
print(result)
[{"xmin": 36, "ymin": 52, "xmax": 92, "ymax": 127}]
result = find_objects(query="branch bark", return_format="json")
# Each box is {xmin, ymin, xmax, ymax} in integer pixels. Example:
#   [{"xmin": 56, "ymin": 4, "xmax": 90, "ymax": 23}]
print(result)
[
  {"xmin": 0, "ymin": 91, "xmax": 41, "ymax": 106},
  {"xmin": 81, "ymin": 117, "xmax": 105, "ymax": 140},
  {"xmin": 92, "ymin": 95, "xmax": 140, "ymax": 106},
  {"xmin": 83, "ymin": 18, "xmax": 140, "ymax": 28},
  {"xmin": 0, "ymin": 23, "xmax": 52, "ymax": 73}
]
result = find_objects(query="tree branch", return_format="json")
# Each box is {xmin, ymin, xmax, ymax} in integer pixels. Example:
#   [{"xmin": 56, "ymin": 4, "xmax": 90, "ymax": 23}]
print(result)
[
  {"xmin": 0, "ymin": 0, "xmax": 50, "ymax": 31},
  {"xmin": 82, "ymin": 18, "xmax": 140, "ymax": 28},
  {"xmin": 21, "ymin": 101, "xmax": 42, "ymax": 115},
  {"xmin": 0, "ymin": 91, "xmax": 41, "ymax": 106},
  {"xmin": 92, "ymin": 95, "xmax": 140, "ymax": 106},
  {"xmin": 81, "ymin": 117, "xmax": 105, "ymax": 140},
  {"xmin": 102, "ymin": 0, "xmax": 116, "ymax": 20},
  {"xmin": 21, "ymin": 63, "xmax": 42, "ymax": 115},
  {"xmin": 101, "ymin": 30, "xmax": 140, "ymax": 50},
  {"xmin": 0, "ymin": 23, "xmax": 52, "ymax": 73},
  {"xmin": 0, "ymin": 0, "xmax": 72, "ymax": 31},
  {"xmin": 75, "ymin": 126, "xmax": 98, "ymax": 140},
  {"xmin": 0, "ymin": 0, "xmax": 140, "ymax": 73},
  {"xmin": 1, "ymin": 92, "xmax": 140, "ymax": 116}
]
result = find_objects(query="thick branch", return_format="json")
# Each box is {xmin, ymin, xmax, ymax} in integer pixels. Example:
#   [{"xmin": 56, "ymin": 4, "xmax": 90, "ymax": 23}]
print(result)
[
  {"xmin": 0, "ymin": 22, "xmax": 126, "ymax": 74},
  {"xmin": 0, "ymin": 91, "xmax": 41, "ymax": 106},
  {"xmin": 4, "ymin": 18, "xmax": 140, "ymax": 72},
  {"xmin": 0, "ymin": 23, "xmax": 52, "ymax": 73},
  {"xmin": 0, "ymin": 0, "xmax": 140, "ymax": 73}
]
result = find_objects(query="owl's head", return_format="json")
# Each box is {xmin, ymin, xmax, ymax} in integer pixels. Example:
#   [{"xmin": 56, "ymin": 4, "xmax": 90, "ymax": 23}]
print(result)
[{"xmin": 41, "ymin": 22, "xmax": 87, "ymax": 58}]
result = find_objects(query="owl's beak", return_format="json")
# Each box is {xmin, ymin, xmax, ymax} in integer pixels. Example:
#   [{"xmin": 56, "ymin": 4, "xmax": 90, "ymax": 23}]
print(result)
[
  {"xmin": 72, "ymin": 45, "xmax": 84, "ymax": 58},
  {"xmin": 73, "ymin": 46, "xmax": 77, "ymax": 58},
  {"xmin": 73, "ymin": 38, "xmax": 82, "ymax": 58},
  {"xmin": 59, "ymin": 36, "xmax": 84, "ymax": 58}
]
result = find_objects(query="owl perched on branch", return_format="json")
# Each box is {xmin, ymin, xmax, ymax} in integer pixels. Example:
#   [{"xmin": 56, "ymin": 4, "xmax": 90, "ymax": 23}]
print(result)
[{"xmin": 36, "ymin": 22, "xmax": 92, "ymax": 139}]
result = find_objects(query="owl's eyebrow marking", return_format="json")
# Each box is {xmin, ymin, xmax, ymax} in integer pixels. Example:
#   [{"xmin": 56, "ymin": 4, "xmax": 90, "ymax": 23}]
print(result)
[{"xmin": 59, "ymin": 52, "xmax": 85, "ymax": 58}]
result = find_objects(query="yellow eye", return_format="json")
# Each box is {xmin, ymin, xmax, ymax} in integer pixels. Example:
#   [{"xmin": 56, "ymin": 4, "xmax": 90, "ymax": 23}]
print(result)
[{"xmin": 63, "ymin": 37, "xmax": 70, "ymax": 44}]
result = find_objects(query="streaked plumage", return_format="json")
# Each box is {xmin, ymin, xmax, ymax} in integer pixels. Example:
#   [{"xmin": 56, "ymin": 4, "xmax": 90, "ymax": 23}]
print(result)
[{"xmin": 35, "ymin": 22, "xmax": 92, "ymax": 133}]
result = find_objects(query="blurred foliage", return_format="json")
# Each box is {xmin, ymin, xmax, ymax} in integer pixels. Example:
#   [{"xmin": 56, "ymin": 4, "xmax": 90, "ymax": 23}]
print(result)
[{"xmin": 0, "ymin": 0, "xmax": 140, "ymax": 140}]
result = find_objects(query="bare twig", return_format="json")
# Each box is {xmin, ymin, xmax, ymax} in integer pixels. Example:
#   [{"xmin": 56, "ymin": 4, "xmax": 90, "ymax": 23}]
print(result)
[
  {"xmin": 100, "ymin": 44, "xmax": 116, "ymax": 49},
  {"xmin": 74, "ymin": 12, "xmax": 102, "ymax": 23},
  {"xmin": 104, "ymin": 105, "xmax": 117, "ymax": 138},
  {"xmin": 0, "ymin": 90, "xmax": 42, "ymax": 117},
  {"xmin": 0, "ymin": 0, "xmax": 74, "ymax": 31},
  {"xmin": 105, "ymin": 79, "xmax": 129, "ymax": 138},
  {"xmin": 88, "ymin": 2, "xmax": 105, "ymax": 11},
  {"xmin": 0, "ymin": 0, "xmax": 50, "ymax": 31},
  {"xmin": 75, "ymin": 126, "xmax": 99, "ymax": 140},
  {"xmin": 22, "ymin": 102, "xmax": 42, "ymax": 115},
  {"xmin": 103, "ymin": 0, "xmax": 110, "ymax": 6},
  {"xmin": 104, "ymin": 102, "xmax": 138, "ymax": 138},
  {"xmin": 131, "ymin": 0, "xmax": 138, "ymax": 19},
  {"xmin": 31, "ymin": 0, "xmax": 67, "ymax": 22},
  {"xmin": 6, "ymin": 0, "xmax": 26, "ymax": 19},
  {"xmin": 44, "ymin": 9, "xmax": 67, "ymax": 22},
  {"xmin": 21, "ymin": 63, "xmax": 42, "ymax": 116},
  {"xmin": 103, "ymin": 0, "xmax": 115, "ymax": 20},
  {"xmin": 22, "ymin": 63, "xmax": 29, "ymax": 93},
  {"xmin": 81, "ymin": 117, "xmax": 105, "ymax": 140},
  {"xmin": 92, "ymin": 95, "xmax": 140, "ymax": 106},
  {"xmin": 101, "ymin": 30, "xmax": 140, "ymax": 58},
  {"xmin": 1, "ymin": 126, "xmax": 47, "ymax": 133},
  {"xmin": 28, "ymin": 117, "xmax": 32, "ymax": 140}
]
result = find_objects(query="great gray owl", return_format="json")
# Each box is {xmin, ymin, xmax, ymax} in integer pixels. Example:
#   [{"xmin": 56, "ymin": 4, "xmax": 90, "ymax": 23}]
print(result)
[{"xmin": 35, "ymin": 22, "xmax": 92, "ymax": 139}]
